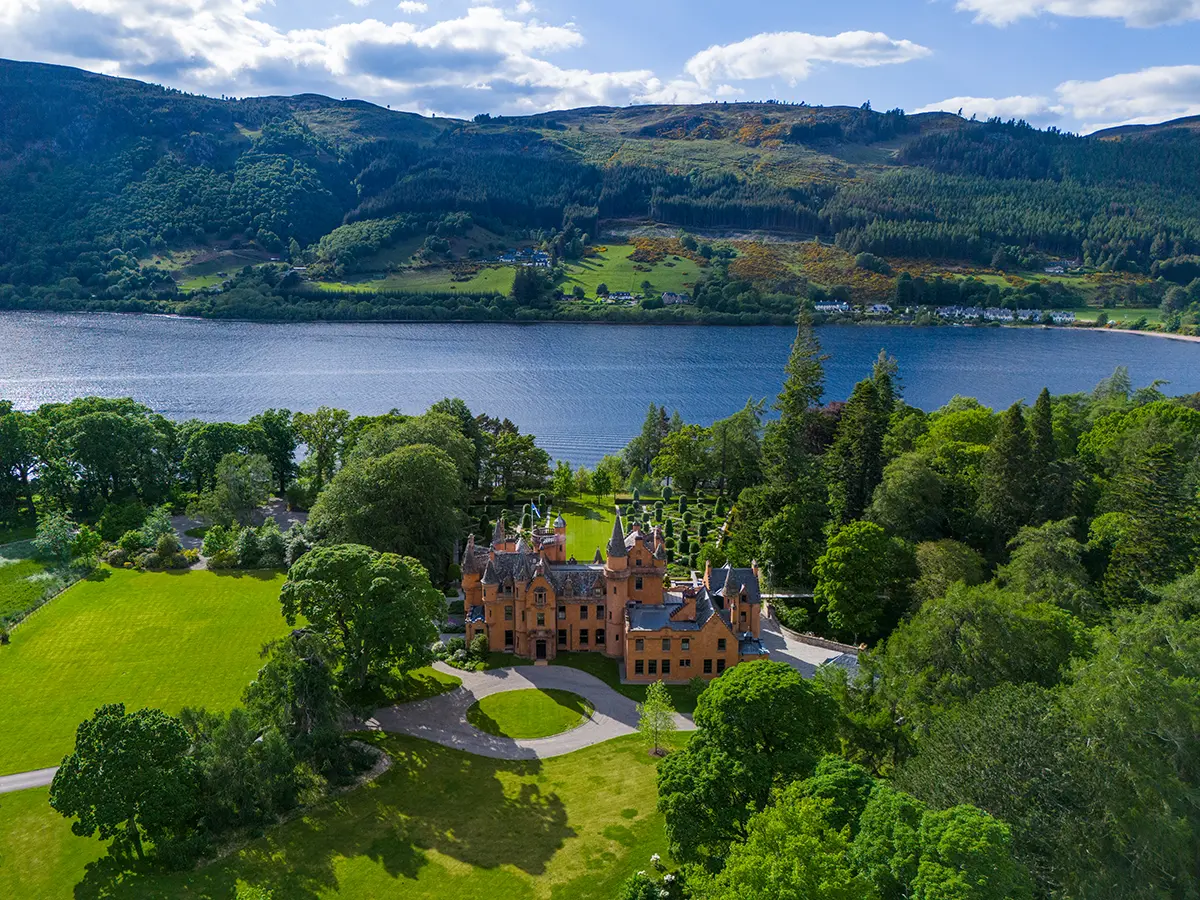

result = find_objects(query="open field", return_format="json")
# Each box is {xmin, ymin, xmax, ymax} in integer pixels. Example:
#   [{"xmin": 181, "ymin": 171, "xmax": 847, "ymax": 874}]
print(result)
[
  {"xmin": 562, "ymin": 244, "xmax": 704, "ymax": 298},
  {"xmin": 467, "ymin": 689, "xmax": 594, "ymax": 738},
  {"xmin": 0, "ymin": 567, "xmax": 290, "ymax": 775},
  {"xmin": 0, "ymin": 541, "xmax": 49, "ymax": 622},
  {"xmin": 313, "ymin": 266, "xmax": 515, "ymax": 294},
  {"xmin": 1067, "ymin": 307, "xmax": 1165, "ymax": 326},
  {"xmin": 0, "ymin": 732, "xmax": 680, "ymax": 899}
]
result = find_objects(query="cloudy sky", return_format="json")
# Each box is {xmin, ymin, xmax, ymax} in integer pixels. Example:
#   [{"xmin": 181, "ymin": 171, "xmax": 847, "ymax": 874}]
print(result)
[{"xmin": 1, "ymin": 0, "xmax": 1197, "ymax": 132}]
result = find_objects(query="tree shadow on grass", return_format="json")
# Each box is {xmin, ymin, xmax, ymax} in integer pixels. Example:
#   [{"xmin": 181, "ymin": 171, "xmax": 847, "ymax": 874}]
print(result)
[
  {"xmin": 72, "ymin": 736, "xmax": 575, "ymax": 899},
  {"xmin": 209, "ymin": 568, "xmax": 282, "ymax": 581}
]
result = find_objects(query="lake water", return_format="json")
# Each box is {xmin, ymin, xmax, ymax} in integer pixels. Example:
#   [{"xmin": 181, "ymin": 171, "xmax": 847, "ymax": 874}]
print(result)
[{"xmin": 3, "ymin": 312, "xmax": 1199, "ymax": 466}]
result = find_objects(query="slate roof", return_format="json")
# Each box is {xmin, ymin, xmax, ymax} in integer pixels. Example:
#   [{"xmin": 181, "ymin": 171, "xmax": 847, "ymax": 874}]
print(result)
[
  {"xmin": 739, "ymin": 636, "xmax": 767, "ymax": 656},
  {"xmin": 822, "ymin": 652, "xmax": 860, "ymax": 677},
  {"xmin": 709, "ymin": 565, "xmax": 761, "ymax": 606},
  {"xmin": 544, "ymin": 564, "xmax": 606, "ymax": 597},
  {"xmin": 467, "ymin": 605, "xmax": 485, "ymax": 624},
  {"xmin": 607, "ymin": 511, "xmax": 627, "ymax": 558},
  {"xmin": 627, "ymin": 588, "xmax": 731, "ymax": 634},
  {"xmin": 480, "ymin": 550, "xmax": 538, "ymax": 585}
]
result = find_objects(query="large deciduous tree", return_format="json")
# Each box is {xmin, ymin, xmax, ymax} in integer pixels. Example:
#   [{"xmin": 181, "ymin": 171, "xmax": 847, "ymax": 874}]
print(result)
[
  {"xmin": 279, "ymin": 544, "xmax": 444, "ymax": 691},
  {"xmin": 813, "ymin": 520, "xmax": 916, "ymax": 642},
  {"xmin": 49, "ymin": 704, "xmax": 198, "ymax": 862},
  {"xmin": 657, "ymin": 661, "xmax": 836, "ymax": 867},
  {"xmin": 307, "ymin": 444, "xmax": 463, "ymax": 578},
  {"xmin": 248, "ymin": 408, "xmax": 298, "ymax": 494},
  {"xmin": 293, "ymin": 406, "xmax": 350, "ymax": 490}
]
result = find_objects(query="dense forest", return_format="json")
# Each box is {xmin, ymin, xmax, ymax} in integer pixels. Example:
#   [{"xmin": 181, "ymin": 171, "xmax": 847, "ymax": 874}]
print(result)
[{"xmin": 5, "ymin": 58, "xmax": 1200, "ymax": 318}]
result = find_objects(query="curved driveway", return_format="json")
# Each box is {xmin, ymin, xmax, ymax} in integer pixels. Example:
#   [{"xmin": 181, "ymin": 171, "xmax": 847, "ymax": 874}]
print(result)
[{"xmin": 362, "ymin": 662, "xmax": 695, "ymax": 760}]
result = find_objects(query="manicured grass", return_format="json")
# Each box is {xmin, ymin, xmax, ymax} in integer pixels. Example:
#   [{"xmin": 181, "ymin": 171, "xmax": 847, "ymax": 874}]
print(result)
[
  {"xmin": 1064, "ymin": 306, "xmax": 1165, "ymax": 326},
  {"xmin": 375, "ymin": 666, "xmax": 462, "ymax": 705},
  {"xmin": 314, "ymin": 266, "xmax": 516, "ymax": 294},
  {"xmin": 557, "ymin": 496, "xmax": 617, "ymax": 561},
  {"xmin": 0, "ymin": 567, "xmax": 291, "ymax": 775},
  {"xmin": 552, "ymin": 652, "xmax": 701, "ymax": 715},
  {"xmin": 562, "ymin": 244, "xmax": 704, "ymax": 298},
  {"xmin": 1, "ymin": 732, "xmax": 682, "ymax": 899},
  {"xmin": 0, "ymin": 541, "xmax": 50, "ymax": 622},
  {"xmin": 467, "ymin": 689, "xmax": 594, "ymax": 738}
]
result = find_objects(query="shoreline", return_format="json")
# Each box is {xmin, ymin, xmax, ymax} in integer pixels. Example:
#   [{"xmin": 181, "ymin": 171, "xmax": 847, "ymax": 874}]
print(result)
[{"xmin": 1, "ymin": 307, "xmax": 1197, "ymax": 342}]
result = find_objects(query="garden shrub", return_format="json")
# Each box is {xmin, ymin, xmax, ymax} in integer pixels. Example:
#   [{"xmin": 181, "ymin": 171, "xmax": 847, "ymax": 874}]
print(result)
[
  {"xmin": 235, "ymin": 526, "xmax": 261, "ymax": 568},
  {"xmin": 447, "ymin": 637, "xmax": 467, "ymax": 655},
  {"xmin": 448, "ymin": 599, "xmax": 465, "ymax": 614},
  {"xmin": 257, "ymin": 520, "xmax": 286, "ymax": 568},
  {"xmin": 97, "ymin": 501, "xmax": 147, "ymax": 542},
  {"xmin": 469, "ymin": 633, "xmax": 489, "ymax": 656},
  {"xmin": 117, "ymin": 529, "xmax": 147, "ymax": 555}
]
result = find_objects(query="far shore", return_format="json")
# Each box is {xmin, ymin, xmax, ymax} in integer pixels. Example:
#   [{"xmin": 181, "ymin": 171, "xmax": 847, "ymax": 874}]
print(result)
[{"xmin": 1096, "ymin": 327, "xmax": 1200, "ymax": 345}]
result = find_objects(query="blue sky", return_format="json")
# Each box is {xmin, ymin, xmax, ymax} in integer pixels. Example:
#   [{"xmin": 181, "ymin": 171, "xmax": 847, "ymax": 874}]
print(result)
[{"xmin": 2, "ymin": 0, "xmax": 1199, "ymax": 132}]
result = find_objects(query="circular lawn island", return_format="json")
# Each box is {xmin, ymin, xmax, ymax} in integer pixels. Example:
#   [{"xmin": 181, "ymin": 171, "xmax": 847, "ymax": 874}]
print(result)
[{"xmin": 466, "ymin": 689, "xmax": 595, "ymax": 739}]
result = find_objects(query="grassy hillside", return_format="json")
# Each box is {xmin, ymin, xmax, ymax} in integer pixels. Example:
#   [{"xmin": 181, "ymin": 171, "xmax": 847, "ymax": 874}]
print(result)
[{"xmin": 3, "ymin": 58, "xmax": 1200, "ymax": 324}]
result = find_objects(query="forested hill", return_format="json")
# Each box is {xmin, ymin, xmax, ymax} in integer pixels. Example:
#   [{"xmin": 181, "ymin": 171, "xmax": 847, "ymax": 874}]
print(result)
[{"xmin": 5, "ymin": 57, "xmax": 1200, "ymax": 304}]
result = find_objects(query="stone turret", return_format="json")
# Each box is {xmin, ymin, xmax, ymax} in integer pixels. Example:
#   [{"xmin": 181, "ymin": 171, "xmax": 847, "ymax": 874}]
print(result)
[{"xmin": 606, "ymin": 509, "xmax": 627, "ymax": 562}]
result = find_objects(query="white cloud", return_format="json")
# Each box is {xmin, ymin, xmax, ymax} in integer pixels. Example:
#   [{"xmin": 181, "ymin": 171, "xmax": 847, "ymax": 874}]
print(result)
[
  {"xmin": 350, "ymin": 0, "xmax": 372, "ymax": 8},
  {"xmin": 0, "ymin": 0, "xmax": 692, "ymax": 116},
  {"xmin": 1057, "ymin": 65, "xmax": 1200, "ymax": 130},
  {"xmin": 397, "ymin": 0, "xmax": 428, "ymax": 11},
  {"xmin": 514, "ymin": 0, "xmax": 535, "ymax": 12},
  {"xmin": 684, "ymin": 30, "xmax": 931, "ymax": 89},
  {"xmin": 957, "ymin": 0, "xmax": 1200, "ymax": 27},
  {"xmin": 916, "ymin": 66, "xmax": 1200, "ymax": 132},
  {"xmin": 913, "ymin": 94, "xmax": 1063, "ymax": 121}
]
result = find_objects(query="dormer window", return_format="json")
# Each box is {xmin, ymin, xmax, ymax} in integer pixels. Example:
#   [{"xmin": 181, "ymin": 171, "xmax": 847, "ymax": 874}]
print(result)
[{"xmin": 534, "ymin": 588, "xmax": 546, "ymax": 606}]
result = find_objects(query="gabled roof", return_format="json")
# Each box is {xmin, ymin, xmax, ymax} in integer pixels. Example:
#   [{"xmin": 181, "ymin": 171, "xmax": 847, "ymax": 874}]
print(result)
[{"xmin": 627, "ymin": 588, "xmax": 734, "ymax": 635}]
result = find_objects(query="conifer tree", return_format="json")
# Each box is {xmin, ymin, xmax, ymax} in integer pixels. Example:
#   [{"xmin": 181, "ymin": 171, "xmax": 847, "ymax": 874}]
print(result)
[
  {"xmin": 826, "ymin": 378, "xmax": 890, "ymax": 527},
  {"xmin": 978, "ymin": 402, "xmax": 1035, "ymax": 550}
]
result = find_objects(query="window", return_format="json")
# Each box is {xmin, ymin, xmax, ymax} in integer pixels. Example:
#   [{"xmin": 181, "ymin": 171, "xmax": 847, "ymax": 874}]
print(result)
[
  {"xmin": 505, "ymin": 630, "xmax": 514, "ymax": 648},
  {"xmin": 661, "ymin": 638, "xmax": 671, "ymax": 651},
  {"xmin": 579, "ymin": 630, "xmax": 589, "ymax": 645},
  {"xmin": 740, "ymin": 610, "xmax": 747, "ymax": 623},
  {"xmin": 635, "ymin": 660, "xmax": 644, "ymax": 675},
  {"xmin": 580, "ymin": 606, "xmax": 589, "ymax": 620},
  {"xmin": 681, "ymin": 658, "xmax": 692, "ymax": 668},
  {"xmin": 648, "ymin": 660, "xmax": 658, "ymax": 675},
  {"xmin": 637, "ymin": 557, "xmax": 643, "ymax": 566},
  {"xmin": 504, "ymin": 605, "xmax": 513, "ymax": 621},
  {"xmin": 597, "ymin": 604, "xmax": 605, "ymax": 619},
  {"xmin": 595, "ymin": 629, "xmax": 605, "ymax": 644},
  {"xmin": 703, "ymin": 659, "xmax": 713, "ymax": 674},
  {"xmin": 635, "ymin": 576, "xmax": 644, "ymax": 590},
  {"xmin": 536, "ymin": 612, "xmax": 545, "ymax": 626},
  {"xmin": 662, "ymin": 659, "xmax": 671, "ymax": 675},
  {"xmin": 717, "ymin": 638, "xmax": 727, "ymax": 651},
  {"xmin": 534, "ymin": 588, "xmax": 546, "ymax": 606},
  {"xmin": 681, "ymin": 638, "xmax": 690, "ymax": 651},
  {"xmin": 558, "ymin": 629, "xmax": 567, "ymax": 646},
  {"xmin": 635, "ymin": 639, "xmax": 644, "ymax": 652},
  {"xmin": 717, "ymin": 659, "xmax": 727, "ymax": 673},
  {"xmin": 558, "ymin": 604, "xmax": 566, "ymax": 620}
]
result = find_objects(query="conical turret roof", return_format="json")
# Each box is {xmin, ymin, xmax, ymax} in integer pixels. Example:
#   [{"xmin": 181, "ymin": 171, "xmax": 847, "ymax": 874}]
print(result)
[
  {"xmin": 607, "ymin": 509, "xmax": 627, "ymax": 558},
  {"xmin": 491, "ymin": 517, "xmax": 505, "ymax": 547},
  {"xmin": 462, "ymin": 534, "xmax": 479, "ymax": 573}
]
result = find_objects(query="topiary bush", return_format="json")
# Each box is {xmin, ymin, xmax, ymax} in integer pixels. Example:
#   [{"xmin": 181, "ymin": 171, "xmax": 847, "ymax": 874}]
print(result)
[{"xmin": 469, "ymin": 633, "xmax": 489, "ymax": 657}]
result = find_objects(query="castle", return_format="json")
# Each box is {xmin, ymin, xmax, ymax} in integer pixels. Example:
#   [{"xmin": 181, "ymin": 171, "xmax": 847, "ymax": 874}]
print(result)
[{"xmin": 461, "ymin": 510, "xmax": 767, "ymax": 681}]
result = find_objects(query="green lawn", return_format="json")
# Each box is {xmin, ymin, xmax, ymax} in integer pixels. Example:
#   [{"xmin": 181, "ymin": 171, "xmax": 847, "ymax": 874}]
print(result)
[
  {"xmin": 467, "ymin": 689, "xmax": 594, "ymax": 738},
  {"xmin": 0, "ymin": 541, "xmax": 50, "ymax": 622},
  {"xmin": 0, "ymin": 732, "xmax": 681, "ymax": 899},
  {"xmin": 0, "ymin": 567, "xmax": 291, "ymax": 775},
  {"xmin": 314, "ymin": 266, "xmax": 515, "ymax": 294},
  {"xmin": 552, "ymin": 652, "xmax": 701, "ymax": 715},
  {"xmin": 562, "ymin": 244, "xmax": 704, "ymax": 298},
  {"xmin": 1064, "ymin": 306, "xmax": 1165, "ymax": 326},
  {"xmin": 556, "ymin": 497, "xmax": 617, "ymax": 561}
]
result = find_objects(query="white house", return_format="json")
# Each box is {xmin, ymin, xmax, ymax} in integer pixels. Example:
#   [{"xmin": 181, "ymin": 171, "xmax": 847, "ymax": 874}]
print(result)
[{"xmin": 814, "ymin": 301, "xmax": 851, "ymax": 314}]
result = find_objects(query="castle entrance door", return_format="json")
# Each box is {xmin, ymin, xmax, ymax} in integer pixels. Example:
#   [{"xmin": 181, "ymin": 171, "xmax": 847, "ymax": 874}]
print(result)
[{"xmin": 536, "ymin": 640, "xmax": 547, "ymax": 660}]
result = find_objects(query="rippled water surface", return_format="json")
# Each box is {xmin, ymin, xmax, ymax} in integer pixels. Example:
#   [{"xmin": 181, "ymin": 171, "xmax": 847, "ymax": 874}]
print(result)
[{"xmin": 4, "ymin": 312, "xmax": 1199, "ymax": 465}]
